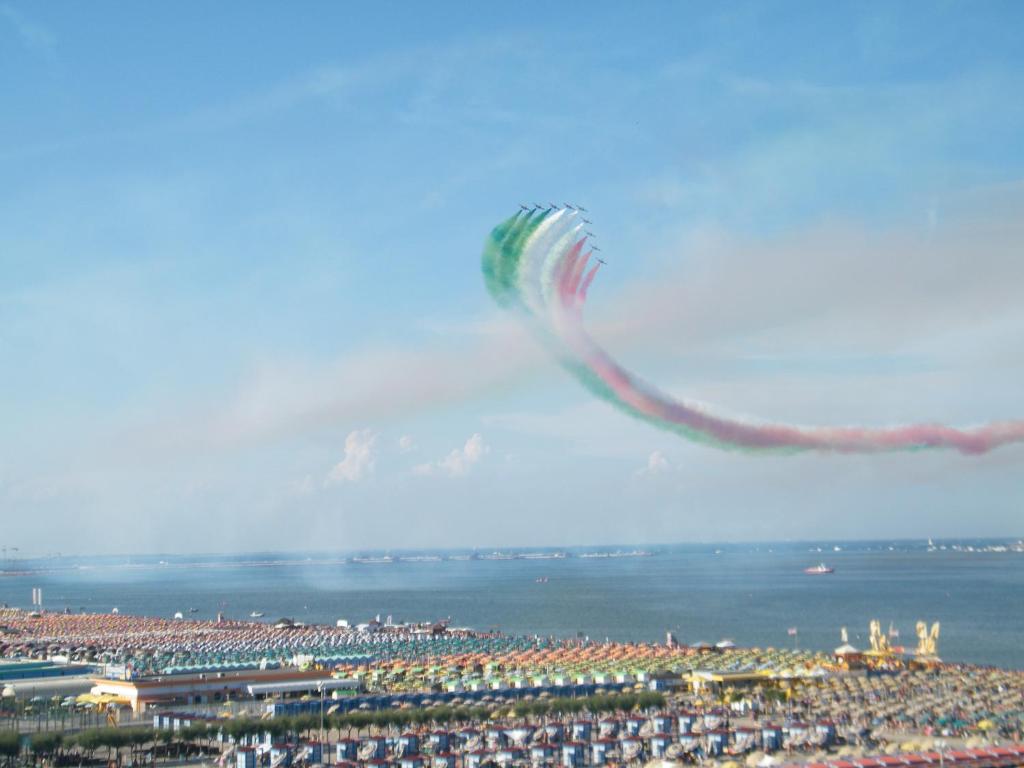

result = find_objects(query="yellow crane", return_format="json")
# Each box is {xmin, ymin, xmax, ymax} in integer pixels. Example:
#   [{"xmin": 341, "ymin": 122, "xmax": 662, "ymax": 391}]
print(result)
[{"xmin": 915, "ymin": 621, "xmax": 940, "ymax": 658}]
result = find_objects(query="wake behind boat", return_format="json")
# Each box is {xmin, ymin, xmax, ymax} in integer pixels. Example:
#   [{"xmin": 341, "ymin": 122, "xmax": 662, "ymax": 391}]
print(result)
[{"xmin": 804, "ymin": 563, "xmax": 834, "ymax": 575}]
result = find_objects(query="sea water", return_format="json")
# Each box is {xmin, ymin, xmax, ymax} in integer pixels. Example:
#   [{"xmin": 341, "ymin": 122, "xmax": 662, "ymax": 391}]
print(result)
[{"xmin": 1, "ymin": 540, "xmax": 1021, "ymax": 669}]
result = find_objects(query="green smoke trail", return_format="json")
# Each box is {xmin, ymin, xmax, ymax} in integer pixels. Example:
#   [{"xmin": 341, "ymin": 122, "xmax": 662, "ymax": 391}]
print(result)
[
  {"xmin": 482, "ymin": 211, "xmax": 549, "ymax": 307},
  {"xmin": 481, "ymin": 210, "xmax": 794, "ymax": 454},
  {"xmin": 481, "ymin": 207, "xmax": 1024, "ymax": 454}
]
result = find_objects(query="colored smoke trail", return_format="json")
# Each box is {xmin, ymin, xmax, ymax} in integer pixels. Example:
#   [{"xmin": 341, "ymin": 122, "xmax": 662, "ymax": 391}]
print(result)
[{"xmin": 482, "ymin": 209, "xmax": 1024, "ymax": 454}]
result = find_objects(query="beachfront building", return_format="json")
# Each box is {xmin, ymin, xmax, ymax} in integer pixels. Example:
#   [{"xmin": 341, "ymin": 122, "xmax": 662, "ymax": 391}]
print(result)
[{"xmin": 89, "ymin": 668, "xmax": 358, "ymax": 713}]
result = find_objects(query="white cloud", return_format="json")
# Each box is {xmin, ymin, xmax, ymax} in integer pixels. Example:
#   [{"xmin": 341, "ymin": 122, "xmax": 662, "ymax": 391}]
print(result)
[
  {"xmin": 398, "ymin": 435, "xmax": 415, "ymax": 453},
  {"xmin": 325, "ymin": 429, "xmax": 378, "ymax": 485},
  {"xmin": 413, "ymin": 433, "xmax": 489, "ymax": 477},
  {"xmin": 635, "ymin": 450, "xmax": 671, "ymax": 477}
]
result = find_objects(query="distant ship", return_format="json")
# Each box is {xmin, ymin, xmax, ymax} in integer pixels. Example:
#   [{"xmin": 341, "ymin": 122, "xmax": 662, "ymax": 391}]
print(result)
[
  {"xmin": 535, "ymin": 576, "xmax": 549, "ymax": 583},
  {"xmin": 804, "ymin": 563, "xmax": 834, "ymax": 575},
  {"xmin": 250, "ymin": 611, "xmax": 264, "ymax": 618}
]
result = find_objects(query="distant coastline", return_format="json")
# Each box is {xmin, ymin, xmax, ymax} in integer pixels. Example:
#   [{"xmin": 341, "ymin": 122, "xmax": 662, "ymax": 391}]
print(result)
[{"xmin": 2, "ymin": 536, "xmax": 1021, "ymax": 575}]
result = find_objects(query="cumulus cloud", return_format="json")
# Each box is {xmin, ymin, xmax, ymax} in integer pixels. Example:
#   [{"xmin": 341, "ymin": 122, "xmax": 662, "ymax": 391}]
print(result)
[
  {"xmin": 397, "ymin": 435, "xmax": 415, "ymax": 453},
  {"xmin": 413, "ymin": 433, "xmax": 488, "ymax": 477},
  {"xmin": 325, "ymin": 429, "xmax": 378, "ymax": 485},
  {"xmin": 635, "ymin": 450, "xmax": 671, "ymax": 477}
]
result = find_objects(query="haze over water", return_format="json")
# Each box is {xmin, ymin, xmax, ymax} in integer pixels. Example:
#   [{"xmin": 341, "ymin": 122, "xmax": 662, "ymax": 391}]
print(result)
[{"xmin": 2, "ymin": 540, "xmax": 1021, "ymax": 670}]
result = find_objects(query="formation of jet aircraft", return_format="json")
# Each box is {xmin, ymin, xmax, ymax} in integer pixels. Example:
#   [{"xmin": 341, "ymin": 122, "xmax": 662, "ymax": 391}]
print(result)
[
  {"xmin": 515, "ymin": 203, "xmax": 606, "ymax": 263},
  {"xmin": 520, "ymin": 202, "xmax": 588, "ymax": 213}
]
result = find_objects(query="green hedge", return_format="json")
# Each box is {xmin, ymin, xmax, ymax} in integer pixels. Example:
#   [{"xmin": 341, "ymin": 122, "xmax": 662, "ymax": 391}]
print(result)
[{"xmin": 212, "ymin": 690, "xmax": 667, "ymax": 739}]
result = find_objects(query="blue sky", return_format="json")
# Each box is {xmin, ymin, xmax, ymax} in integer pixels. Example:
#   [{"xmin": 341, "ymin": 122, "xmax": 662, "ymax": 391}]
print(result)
[{"xmin": 2, "ymin": 2, "xmax": 1023, "ymax": 554}]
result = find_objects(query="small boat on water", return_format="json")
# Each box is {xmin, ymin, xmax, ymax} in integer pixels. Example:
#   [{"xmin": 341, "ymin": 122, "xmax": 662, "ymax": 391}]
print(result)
[
  {"xmin": 250, "ymin": 611, "xmax": 264, "ymax": 618},
  {"xmin": 804, "ymin": 563, "xmax": 834, "ymax": 575},
  {"xmin": 535, "ymin": 576, "xmax": 549, "ymax": 584}
]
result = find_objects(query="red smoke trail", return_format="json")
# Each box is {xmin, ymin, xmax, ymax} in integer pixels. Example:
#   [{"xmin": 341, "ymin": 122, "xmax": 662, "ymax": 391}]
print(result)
[{"xmin": 551, "ymin": 235, "xmax": 1024, "ymax": 455}]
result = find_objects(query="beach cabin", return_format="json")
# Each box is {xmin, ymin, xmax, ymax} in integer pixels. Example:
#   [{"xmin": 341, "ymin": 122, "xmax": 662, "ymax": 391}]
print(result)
[
  {"xmin": 648, "ymin": 734, "xmax": 673, "ymax": 757},
  {"xmin": 432, "ymin": 754, "xmax": 456, "ymax": 768},
  {"xmin": 458, "ymin": 728, "xmax": 481, "ymax": 749},
  {"xmin": 575, "ymin": 673, "xmax": 592, "ymax": 686},
  {"xmin": 236, "ymin": 748, "xmax": 256, "ymax": 768},
  {"xmin": 398, "ymin": 733, "xmax": 421, "ymax": 755},
  {"xmin": 619, "ymin": 736, "xmax": 644, "ymax": 762},
  {"xmin": 624, "ymin": 716, "xmax": 645, "ymax": 737},
  {"xmin": 614, "ymin": 671, "xmax": 634, "ymax": 685},
  {"xmin": 598, "ymin": 718, "xmax": 619, "ymax": 738},
  {"xmin": 561, "ymin": 742, "xmax": 585, "ymax": 768},
  {"xmin": 702, "ymin": 711, "xmax": 725, "ymax": 731},
  {"xmin": 361, "ymin": 737, "xmax": 388, "ymax": 760},
  {"xmin": 731, "ymin": 727, "xmax": 757, "ymax": 754},
  {"xmin": 570, "ymin": 721, "xmax": 592, "ymax": 742},
  {"xmin": 761, "ymin": 725, "xmax": 783, "ymax": 752},
  {"xmin": 729, "ymin": 697, "xmax": 753, "ymax": 716},
  {"xmin": 593, "ymin": 672, "xmax": 612, "ymax": 685},
  {"xmin": 398, "ymin": 756, "xmax": 425, "ymax": 768},
  {"xmin": 591, "ymin": 739, "xmax": 614, "ymax": 765},
  {"xmin": 509, "ymin": 675, "xmax": 528, "ymax": 689},
  {"xmin": 542, "ymin": 723, "xmax": 565, "ymax": 743},
  {"xmin": 531, "ymin": 743, "xmax": 556, "ymax": 764},
  {"xmin": 336, "ymin": 740, "xmax": 358, "ymax": 762},
  {"xmin": 465, "ymin": 749, "xmax": 490, "ymax": 768},
  {"xmin": 301, "ymin": 742, "xmax": 323, "ymax": 764},
  {"xmin": 784, "ymin": 722, "xmax": 810, "ymax": 748},
  {"xmin": 814, "ymin": 721, "xmax": 836, "ymax": 746},
  {"xmin": 677, "ymin": 712, "xmax": 697, "ymax": 734},
  {"xmin": 269, "ymin": 745, "xmax": 293, "ymax": 768},
  {"xmin": 504, "ymin": 726, "xmax": 533, "ymax": 747},
  {"xmin": 651, "ymin": 714, "xmax": 673, "ymax": 734},
  {"xmin": 647, "ymin": 676, "xmax": 673, "ymax": 692},
  {"xmin": 428, "ymin": 731, "xmax": 451, "ymax": 753},
  {"xmin": 485, "ymin": 726, "xmax": 507, "ymax": 748},
  {"xmin": 677, "ymin": 733, "xmax": 700, "ymax": 755},
  {"xmin": 704, "ymin": 729, "xmax": 729, "ymax": 757},
  {"xmin": 496, "ymin": 747, "xmax": 524, "ymax": 765}
]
